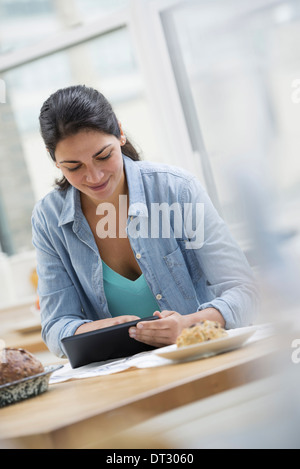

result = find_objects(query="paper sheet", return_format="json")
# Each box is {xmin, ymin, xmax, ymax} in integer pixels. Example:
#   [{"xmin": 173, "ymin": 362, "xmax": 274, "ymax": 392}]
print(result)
[{"xmin": 49, "ymin": 350, "xmax": 172, "ymax": 384}]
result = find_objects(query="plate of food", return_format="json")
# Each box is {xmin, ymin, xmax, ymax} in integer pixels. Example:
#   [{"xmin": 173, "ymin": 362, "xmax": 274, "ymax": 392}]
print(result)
[
  {"xmin": 154, "ymin": 320, "xmax": 256, "ymax": 361},
  {"xmin": 0, "ymin": 347, "xmax": 62, "ymax": 408}
]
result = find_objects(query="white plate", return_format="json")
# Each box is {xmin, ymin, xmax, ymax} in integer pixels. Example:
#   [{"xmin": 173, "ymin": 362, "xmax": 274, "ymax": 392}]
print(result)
[{"xmin": 154, "ymin": 326, "xmax": 257, "ymax": 362}]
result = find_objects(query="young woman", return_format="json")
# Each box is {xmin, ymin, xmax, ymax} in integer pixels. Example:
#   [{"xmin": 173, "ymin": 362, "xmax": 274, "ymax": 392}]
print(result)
[{"xmin": 32, "ymin": 85, "xmax": 258, "ymax": 357}]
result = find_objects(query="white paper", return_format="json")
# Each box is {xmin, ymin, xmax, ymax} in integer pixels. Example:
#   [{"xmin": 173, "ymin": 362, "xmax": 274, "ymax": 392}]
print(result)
[{"xmin": 49, "ymin": 350, "xmax": 172, "ymax": 384}]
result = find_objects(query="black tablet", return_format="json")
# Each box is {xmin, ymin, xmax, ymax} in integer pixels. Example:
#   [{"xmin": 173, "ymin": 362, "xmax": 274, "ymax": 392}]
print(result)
[{"xmin": 61, "ymin": 316, "xmax": 159, "ymax": 368}]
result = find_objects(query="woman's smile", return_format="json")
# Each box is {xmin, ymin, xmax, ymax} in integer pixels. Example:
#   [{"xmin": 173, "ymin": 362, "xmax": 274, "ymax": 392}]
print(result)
[{"xmin": 86, "ymin": 178, "xmax": 110, "ymax": 191}]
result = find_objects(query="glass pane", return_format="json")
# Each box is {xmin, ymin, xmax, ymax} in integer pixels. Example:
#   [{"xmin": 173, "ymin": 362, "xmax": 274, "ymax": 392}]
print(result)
[
  {"xmin": 1, "ymin": 0, "xmax": 58, "ymax": 53},
  {"xmin": 74, "ymin": 0, "xmax": 129, "ymax": 22},
  {"xmin": 0, "ymin": 26, "xmax": 165, "ymax": 255},
  {"xmin": 0, "ymin": 0, "xmax": 129, "ymax": 54},
  {"xmin": 162, "ymin": 0, "xmax": 300, "ymax": 231},
  {"xmin": 0, "ymin": 82, "xmax": 36, "ymax": 254}
]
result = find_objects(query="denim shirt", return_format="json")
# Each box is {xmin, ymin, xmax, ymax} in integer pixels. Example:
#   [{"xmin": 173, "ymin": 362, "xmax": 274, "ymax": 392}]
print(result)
[{"xmin": 32, "ymin": 156, "xmax": 258, "ymax": 357}]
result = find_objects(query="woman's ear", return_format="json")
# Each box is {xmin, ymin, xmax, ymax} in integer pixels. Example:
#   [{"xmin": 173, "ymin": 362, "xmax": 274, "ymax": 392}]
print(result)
[{"xmin": 118, "ymin": 121, "xmax": 126, "ymax": 146}]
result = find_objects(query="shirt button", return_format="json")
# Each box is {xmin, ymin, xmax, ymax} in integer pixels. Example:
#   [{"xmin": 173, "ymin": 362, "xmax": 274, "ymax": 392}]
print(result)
[
  {"xmin": 136, "ymin": 253, "xmax": 141, "ymax": 259},
  {"xmin": 156, "ymin": 294, "xmax": 162, "ymax": 300}
]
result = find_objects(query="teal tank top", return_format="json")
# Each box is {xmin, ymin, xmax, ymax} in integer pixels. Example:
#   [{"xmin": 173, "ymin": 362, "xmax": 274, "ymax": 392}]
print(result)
[{"xmin": 102, "ymin": 261, "xmax": 160, "ymax": 318}]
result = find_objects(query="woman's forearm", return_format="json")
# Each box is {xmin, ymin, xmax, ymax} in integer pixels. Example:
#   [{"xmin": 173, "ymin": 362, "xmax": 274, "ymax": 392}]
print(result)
[{"xmin": 185, "ymin": 307, "xmax": 226, "ymax": 328}]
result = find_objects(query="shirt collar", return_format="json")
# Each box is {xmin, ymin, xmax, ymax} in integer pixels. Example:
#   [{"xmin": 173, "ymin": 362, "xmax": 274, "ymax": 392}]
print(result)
[
  {"xmin": 58, "ymin": 155, "xmax": 148, "ymax": 227},
  {"xmin": 58, "ymin": 185, "xmax": 81, "ymax": 227},
  {"xmin": 124, "ymin": 155, "xmax": 148, "ymax": 217}
]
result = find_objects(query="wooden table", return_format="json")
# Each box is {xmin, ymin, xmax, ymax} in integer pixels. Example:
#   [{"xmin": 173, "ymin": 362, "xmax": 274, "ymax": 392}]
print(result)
[{"xmin": 0, "ymin": 335, "xmax": 278, "ymax": 449}]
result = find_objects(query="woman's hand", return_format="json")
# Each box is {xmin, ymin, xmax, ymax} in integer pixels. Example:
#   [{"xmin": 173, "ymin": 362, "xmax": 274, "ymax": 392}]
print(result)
[
  {"xmin": 128, "ymin": 307, "xmax": 225, "ymax": 348},
  {"xmin": 75, "ymin": 315, "xmax": 140, "ymax": 335},
  {"xmin": 128, "ymin": 310, "xmax": 189, "ymax": 347}
]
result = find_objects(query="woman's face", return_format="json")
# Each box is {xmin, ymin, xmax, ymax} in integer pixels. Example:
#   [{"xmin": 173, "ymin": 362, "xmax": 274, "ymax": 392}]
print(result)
[{"xmin": 55, "ymin": 129, "xmax": 126, "ymax": 204}]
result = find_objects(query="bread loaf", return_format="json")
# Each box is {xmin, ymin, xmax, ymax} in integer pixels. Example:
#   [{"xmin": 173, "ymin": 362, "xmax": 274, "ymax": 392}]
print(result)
[{"xmin": 0, "ymin": 348, "xmax": 44, "ymax": 385}]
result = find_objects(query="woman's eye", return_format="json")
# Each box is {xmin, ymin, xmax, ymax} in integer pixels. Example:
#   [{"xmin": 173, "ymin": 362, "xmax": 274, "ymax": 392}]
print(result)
[
  {"xmin": 67, "ymin": 165, "xmax": 81, "ymax": 172},
  {"xmin": 98, "ymin": 152, "xmax": 112, "ymax": 161}
]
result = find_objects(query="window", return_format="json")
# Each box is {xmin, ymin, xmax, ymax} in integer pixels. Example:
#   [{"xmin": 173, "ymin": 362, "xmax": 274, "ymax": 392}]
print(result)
[
  {"xmin": 0, "ymin": 0, "xmax": 129, "ymax": 53},
  {"xmin": 161, "ymin": 0, "xmax": 300, "ymax": 240},
  {"xmin": 0, "ymin": 2, "xmax": 168, "ymax": 255}
]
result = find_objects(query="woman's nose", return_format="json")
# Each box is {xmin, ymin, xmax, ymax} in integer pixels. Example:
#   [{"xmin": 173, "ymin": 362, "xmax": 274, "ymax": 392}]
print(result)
[{"xmin": 85, "ymin": 167, "xmax": 104, "ymax": 184}]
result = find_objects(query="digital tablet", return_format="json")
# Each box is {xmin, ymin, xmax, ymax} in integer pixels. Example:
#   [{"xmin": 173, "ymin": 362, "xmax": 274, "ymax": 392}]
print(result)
[{"xmin": 61, "ymin": 316, "xmax": 159, "ymax": 368}]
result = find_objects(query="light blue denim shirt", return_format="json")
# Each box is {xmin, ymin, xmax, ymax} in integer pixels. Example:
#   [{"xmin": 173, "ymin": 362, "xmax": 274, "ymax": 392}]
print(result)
[{"xmin": 32, "ymin": 155, "xmax": 258, "ymax": 357}]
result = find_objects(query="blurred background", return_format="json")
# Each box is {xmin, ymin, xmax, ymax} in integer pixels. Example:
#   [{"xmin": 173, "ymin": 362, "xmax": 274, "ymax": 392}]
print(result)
[
  {"xmin": 0, "ymin": 0, "xmax": 300, "ymax": 448},
  {"xmin": 0, "ymin": 0, "xmax": 300, "ymax": 305}
]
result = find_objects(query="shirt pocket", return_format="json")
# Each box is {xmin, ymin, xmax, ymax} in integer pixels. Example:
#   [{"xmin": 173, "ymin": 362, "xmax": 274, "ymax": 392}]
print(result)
[
  {"xmin": 163, "ymin": 245, "xmax": 197, "ymax": 300},
  {"xmin": 177, "ymin": 239, "xmax": 203, "ymax": 284}
]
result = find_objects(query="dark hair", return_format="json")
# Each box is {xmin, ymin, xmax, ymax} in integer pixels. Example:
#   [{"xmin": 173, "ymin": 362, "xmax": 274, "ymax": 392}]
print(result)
[{"xmin": 39, "ymin": 85, "xmax": 140, "ymax": 190}]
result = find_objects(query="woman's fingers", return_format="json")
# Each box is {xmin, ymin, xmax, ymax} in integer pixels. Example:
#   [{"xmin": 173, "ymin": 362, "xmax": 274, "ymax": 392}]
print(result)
[
  {"xmin": 129, "ymin": 327, "xmax": 171, "ymax": 347},
  {"xmin": 129, "ymin": 311, "xmax": 184, "ymax": 346}
]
